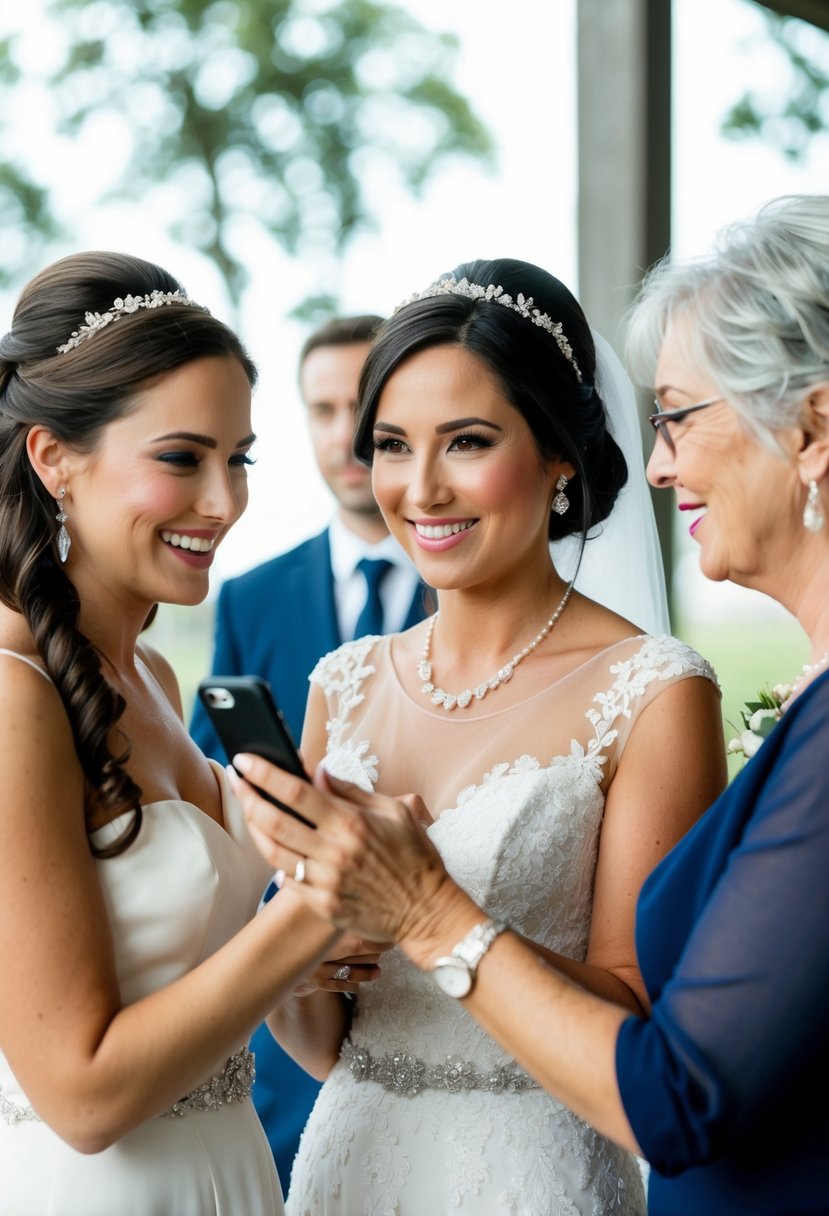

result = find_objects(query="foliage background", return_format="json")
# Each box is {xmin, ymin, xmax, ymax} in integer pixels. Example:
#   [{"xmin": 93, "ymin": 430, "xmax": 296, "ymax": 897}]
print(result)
[{"xmin": 2, "ymin": 0, "xmax": 827, "ymax": 770}]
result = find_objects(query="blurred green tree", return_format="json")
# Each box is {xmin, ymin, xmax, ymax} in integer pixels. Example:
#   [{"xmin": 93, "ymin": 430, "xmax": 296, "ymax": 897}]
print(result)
[
  {"xmin": 722, "ymin": 5, "xmax": 829, "ymax": 160},
  {"xmin": 0, "ymin": 0, "xmax": 493, "ymax": 305}
]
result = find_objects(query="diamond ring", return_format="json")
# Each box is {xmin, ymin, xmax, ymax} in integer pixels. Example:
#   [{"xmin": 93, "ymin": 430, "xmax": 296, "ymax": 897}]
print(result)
[
  {"xmin": 294, "ymin": 858, "xmax": 306, "ymax": 884},
  {"xmin": 333, "ymin": 964, "xmax": 352, "ymax": 982}
]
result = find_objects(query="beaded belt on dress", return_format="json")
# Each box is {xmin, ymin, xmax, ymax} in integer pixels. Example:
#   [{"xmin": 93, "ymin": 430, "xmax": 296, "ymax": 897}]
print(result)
[
  {"xmin": 341, "ymin": 1038, "xmax": 539, "ymax": 1098},
  {"xmin": 0, "ymin": 1047, "xmax": 255, "ymax": 1126}
]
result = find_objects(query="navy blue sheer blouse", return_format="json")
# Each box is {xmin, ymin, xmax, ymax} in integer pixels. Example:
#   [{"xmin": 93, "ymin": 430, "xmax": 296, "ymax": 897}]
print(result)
[{"xmin": 616, "ymin": 668, "xmax": 829, "ymax": 1214}]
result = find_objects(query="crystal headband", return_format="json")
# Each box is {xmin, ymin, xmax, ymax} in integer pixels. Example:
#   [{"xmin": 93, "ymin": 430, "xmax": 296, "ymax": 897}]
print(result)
[
  {"xmin": 56, "ymin": 289, "xmax": 202, "ymax": 354},
  {"xmin": 393, "ymin": 276, "xmax": 583, "ymax": 383}
]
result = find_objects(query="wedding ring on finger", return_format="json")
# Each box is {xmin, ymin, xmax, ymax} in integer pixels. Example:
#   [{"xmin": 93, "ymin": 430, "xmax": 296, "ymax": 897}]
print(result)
[
  {"xmin": 294, "ymin": 858, "xmax": 307, "ymax": 884},
  {"xmin": 333, "ymin": 964, "xmax": 352, "ymax": 982}
]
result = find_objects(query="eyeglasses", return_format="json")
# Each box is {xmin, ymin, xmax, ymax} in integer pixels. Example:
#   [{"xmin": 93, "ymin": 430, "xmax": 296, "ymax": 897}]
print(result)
[{"xmin": 648, "ymin": 397, "xmax": 723, "ymax": 455}]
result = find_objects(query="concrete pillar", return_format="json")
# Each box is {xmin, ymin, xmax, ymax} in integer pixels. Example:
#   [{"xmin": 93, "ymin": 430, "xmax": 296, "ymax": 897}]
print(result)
[{"xmin": 577, "ymin": 0, "xmax": 673, "ymax": 601}]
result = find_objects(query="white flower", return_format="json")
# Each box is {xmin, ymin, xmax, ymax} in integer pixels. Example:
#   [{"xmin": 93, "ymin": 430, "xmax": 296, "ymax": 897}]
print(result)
[
  {"xmin": 727, "ymin": 736, "xmax": 744, "ymax": 754},
  {"xmin": 740, "ymin": 729, "xmax": 765, "ymax": 759},
  {"xmin": 748, "ymin": 707, "xmax": 779, "ymax": 733},
  {"xmin": 772, "ymin": 683, "xmax": 794, "ymax": 703}
]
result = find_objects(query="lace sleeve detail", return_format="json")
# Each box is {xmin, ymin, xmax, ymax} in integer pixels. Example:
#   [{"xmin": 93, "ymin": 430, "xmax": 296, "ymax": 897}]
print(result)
[
  {"xmin": 573, "ymin": 634, "xmax": 720, "ymax": 779},
  {"xmin": 310, "ymin": 636, "xmax": 380, "ymax": 690},
  {"xmin": 309, "ymin": 637, "xmax": 381, "ymax": 785},
  {"xmin": 610, "ymin": 634, "xmax": 720, "ymax": 697}
]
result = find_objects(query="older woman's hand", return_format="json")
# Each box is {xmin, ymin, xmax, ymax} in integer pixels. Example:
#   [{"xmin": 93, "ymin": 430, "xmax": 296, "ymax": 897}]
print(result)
[{"xmin": 227, "ymin": 754, "xmax": 453, "ymax": 944}]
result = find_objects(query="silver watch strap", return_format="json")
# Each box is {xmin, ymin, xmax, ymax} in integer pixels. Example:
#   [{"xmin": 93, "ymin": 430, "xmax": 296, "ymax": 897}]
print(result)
[{"xmin": 451, "ymin": 919, "xmax": 507, "ymax": 970}]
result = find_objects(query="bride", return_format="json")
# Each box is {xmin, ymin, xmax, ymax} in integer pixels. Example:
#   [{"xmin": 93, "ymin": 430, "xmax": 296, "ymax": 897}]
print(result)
[{"xmin": 237, "ymin": 259, "xmax": 728, "ymax": 1215}]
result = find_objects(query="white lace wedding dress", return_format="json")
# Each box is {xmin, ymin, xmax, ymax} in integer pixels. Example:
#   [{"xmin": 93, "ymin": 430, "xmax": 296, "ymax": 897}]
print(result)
[
  {"xmin": 0, "ymin": 652, "xmax": 283, "ymax": 1216},
  {"xmin": 287, "ymin": 632, "xmax": 717, "ymax": 1216}
]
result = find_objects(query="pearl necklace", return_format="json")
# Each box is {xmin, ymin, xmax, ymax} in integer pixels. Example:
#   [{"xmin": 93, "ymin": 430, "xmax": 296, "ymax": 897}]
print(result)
[
  {"xmin": 789, "ymin": 650, "xmax": 829, "ymax": 699},
  {"xmin": 418, "ymin": 583, "xmax": 573, "ymax": 711}
]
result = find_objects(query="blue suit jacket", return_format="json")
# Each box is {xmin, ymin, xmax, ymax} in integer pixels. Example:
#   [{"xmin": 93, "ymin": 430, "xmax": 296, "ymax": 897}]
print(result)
[{"xmin": 190, "ymin": 528, "xmax": 430, "ymax": 1194}]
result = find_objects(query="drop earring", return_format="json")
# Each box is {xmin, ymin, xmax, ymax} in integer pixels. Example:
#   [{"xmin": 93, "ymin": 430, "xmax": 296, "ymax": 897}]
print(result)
[
  {"xmin": 55, "ymin": 487, "xmax": 71, "ymax": 562},
  {"xmin": 551, "ymin": 475, "xmax": 570, "ymax": 516},
  {"xmin": 803, "ymin": 479, "xmax": 825, "ymax": 533}
]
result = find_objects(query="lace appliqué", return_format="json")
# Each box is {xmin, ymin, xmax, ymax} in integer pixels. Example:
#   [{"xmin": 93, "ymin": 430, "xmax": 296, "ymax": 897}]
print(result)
[
  {"xmin": 552, "ymin": 633, "xmax": 720, "ymax": 783},
  {"xmin": 289, "ymin": 1066, "xmax": 644, "ymax": 1216},
  {"xmin": 457, "ymin": 753, "xmax": 541, "ymax": 806},
  {"xmin": 0, "ymin": 1048, "xmax": 254, "ymax": 1126},
  {"xmin": 311, "ymin": 638, "xmax": 381, "ymax": 790}
]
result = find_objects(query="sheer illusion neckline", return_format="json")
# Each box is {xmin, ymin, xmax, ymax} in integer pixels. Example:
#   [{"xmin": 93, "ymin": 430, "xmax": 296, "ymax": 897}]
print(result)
[{"xmin": 386, "ymin": 630, "xmax": 649, "ymax": 722}]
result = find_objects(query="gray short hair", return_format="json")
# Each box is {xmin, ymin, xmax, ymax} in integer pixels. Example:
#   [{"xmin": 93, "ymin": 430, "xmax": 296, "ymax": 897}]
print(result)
[{"xmin": 625, "ymin": 194, "xmax": 829, "ymax": 452}]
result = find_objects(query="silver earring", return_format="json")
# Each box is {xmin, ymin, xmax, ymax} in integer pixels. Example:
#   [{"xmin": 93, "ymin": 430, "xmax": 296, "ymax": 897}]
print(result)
[
  {"xmin": 55, "ymin": 487, "xmax": 71, "ymax": 562},
  {"xmin": 803, "ymin": 479, "xmax": 825, "ymax": 533},
  {"xmin": 551, "ymin": 475, "xmax": 570, "ymax": 516}
]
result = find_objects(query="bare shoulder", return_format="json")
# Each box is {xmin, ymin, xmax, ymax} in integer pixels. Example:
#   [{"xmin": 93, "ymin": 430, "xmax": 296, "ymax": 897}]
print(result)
[
  {"xmin": 137, "ymin": 640, "xmax": 184, "ymax": 717},
  {"xmin": 618, "ymin": 661, "xmax": 727, "ymax": 799},
  {"xmin": 0, "ymin": 650, "xmax": 85, "ymax": 817},
  {"xmin": 0, "ymin": 646, "xmax": 63, "ymax": 716},
  {"xmin": 552, "ymin": 592, "xmax": 645, "ymax": 671},
  {"xmin": 572, "ymin": 592, "xmax": 643, "ymax": 641}
]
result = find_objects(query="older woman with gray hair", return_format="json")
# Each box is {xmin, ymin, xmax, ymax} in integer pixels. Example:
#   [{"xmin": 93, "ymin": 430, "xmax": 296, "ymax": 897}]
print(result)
[{"xmin": 232, "ymin": 195, "xmax": 829, "ymax": 1214}]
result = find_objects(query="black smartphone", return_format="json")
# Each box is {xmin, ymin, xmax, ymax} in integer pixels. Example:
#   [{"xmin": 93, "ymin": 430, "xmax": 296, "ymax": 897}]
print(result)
[{"xmin": 197, "ymin": 675, "xmax": 312, "ymax": 824}]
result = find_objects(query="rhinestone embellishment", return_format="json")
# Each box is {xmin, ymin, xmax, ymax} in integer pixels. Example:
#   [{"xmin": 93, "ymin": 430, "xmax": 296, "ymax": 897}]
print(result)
[
  {"xmin": 393, "ymin": 277, "xmax": 583, "ymax": 383},
  {"xmin": 0, "ymin": 1086, "xmax": 40, "ymax": 1125},
  {"xmin": 0, "ymin": 1048, "xmax": 255, "ymax": 1126},
  {"xmin": 418, "ymin": 582, "xmax": 573, "ymax": 711},
  {"xmin": 55, "ymin": 487, "xmax": 71, "ymax": 564},
  {"xmin": 56, "ymin": 289, "xmax": 202, "ymax": 354},
  {"xmin": 164, "ymin": 1047, "xmax": 255, "ymax": 1118},
  {"xmin": 341, "ymin": 1038, "xmax": 539, "ymax": 1098}
]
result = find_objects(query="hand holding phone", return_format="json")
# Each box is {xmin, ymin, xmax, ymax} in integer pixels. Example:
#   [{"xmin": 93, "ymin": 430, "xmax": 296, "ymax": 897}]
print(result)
[{"xmin": 197, "ymin": 675, "xmax": 312, "ymax": 824}]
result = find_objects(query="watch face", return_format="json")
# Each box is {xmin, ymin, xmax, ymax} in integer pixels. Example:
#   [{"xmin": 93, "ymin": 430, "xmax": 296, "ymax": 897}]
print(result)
[{"xmin": 433, "ymin": 959, "xmax": 472, "ymax": 998}]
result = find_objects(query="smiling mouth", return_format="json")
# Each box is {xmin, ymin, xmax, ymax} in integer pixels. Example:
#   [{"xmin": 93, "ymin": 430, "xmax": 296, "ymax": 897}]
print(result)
[
  {"xmin": 161, "ymin": 531, "xmax": 216, "ymax": 553},
  {"xmin": 414, "ymin": 520, "xmax": 477, "ymax": 539},
  {"xmin": 679, "ymin": 504, "xmax": 707, "ymax": 537}
]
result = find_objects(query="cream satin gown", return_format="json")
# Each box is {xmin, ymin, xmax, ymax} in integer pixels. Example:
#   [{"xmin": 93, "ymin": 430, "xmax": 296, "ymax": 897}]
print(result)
[{"xmin": 0, "ymin": 650, "xmax": 284, "ymax": 1216}]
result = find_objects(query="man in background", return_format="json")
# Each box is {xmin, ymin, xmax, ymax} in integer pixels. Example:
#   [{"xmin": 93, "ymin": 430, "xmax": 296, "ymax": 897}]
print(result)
[{"xmin": 190, "ymin": 313, "xmax": 429, "ymax": 1192}]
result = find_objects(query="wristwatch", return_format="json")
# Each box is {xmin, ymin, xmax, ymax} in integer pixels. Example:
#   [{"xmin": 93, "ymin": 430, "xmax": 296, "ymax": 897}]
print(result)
[{"xmin": 430, "ymin": 919, "xmax": 507, "ymax": 998}]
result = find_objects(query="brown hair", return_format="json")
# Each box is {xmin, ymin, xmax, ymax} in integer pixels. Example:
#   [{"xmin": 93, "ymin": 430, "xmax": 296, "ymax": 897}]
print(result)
[
  {"xmin": 355, "ymin": 258, "xmax": 627, "ymax": 545},
  {"xmin": 0, "ymin": 251, "xmax": 257, "ymax": 856},
  {"xmin": 298, "ymin": 314, "xmax": 383, "ymax": 379}
]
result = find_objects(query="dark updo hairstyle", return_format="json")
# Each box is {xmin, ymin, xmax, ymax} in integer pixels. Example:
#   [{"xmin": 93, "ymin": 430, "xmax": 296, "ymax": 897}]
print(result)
[
  {"xmin": 353, "ymin": 257, "xmax": 627, "ymax": 545},
  {"xmin": 0, "ymin": 251, "xmax": 257, "ymax": 857}
]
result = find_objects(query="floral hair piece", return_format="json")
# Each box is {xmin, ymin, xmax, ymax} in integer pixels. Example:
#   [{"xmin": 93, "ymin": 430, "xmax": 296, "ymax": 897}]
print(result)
[
  {"xmin": 393, "ymin": 276, "xmax": 583, "ymax": 383},
  {"xmin": 56, "ymin": 289, "xmax": 202, "ymax": 354}
]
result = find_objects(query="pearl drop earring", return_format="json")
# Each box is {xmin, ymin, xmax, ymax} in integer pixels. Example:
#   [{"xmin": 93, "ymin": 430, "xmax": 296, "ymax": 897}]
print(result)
[{"xmin": 803, "ymin": 479, "xmax": 825, "ymax": 533}]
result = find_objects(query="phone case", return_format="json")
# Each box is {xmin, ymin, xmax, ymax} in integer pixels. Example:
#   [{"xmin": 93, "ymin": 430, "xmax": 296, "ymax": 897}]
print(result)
[{"xmin": 197, "ymin": 676, "xmax": 308, "ymax": 782}]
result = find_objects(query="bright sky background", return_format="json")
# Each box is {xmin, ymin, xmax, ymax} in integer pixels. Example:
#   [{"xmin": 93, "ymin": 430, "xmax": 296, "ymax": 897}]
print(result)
[{"xmin": 3, "ymin": 0, "xmax": 829, "ymax": 627}]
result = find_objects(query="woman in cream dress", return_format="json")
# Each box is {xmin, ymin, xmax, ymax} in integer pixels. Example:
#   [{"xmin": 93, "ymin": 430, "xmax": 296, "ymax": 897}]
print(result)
[{"xmin": 0, "ymin": 251, "xmax": 369, "ymax": 1215}]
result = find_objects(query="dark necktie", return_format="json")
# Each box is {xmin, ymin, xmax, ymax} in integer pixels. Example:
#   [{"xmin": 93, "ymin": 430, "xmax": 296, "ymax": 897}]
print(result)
[{"xmin": 353, "ymin": 558, "xmax": 393, "ymax": 639}]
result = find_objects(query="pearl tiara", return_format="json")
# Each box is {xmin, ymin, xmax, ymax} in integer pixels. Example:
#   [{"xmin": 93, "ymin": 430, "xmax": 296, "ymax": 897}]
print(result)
[
  {"xmin": 56, "ymin": 289, "xmax": 202, "ymax": 354},
  {"xmin": 393, "ymin": 276, "xmax": 583, "ymax": 383}
]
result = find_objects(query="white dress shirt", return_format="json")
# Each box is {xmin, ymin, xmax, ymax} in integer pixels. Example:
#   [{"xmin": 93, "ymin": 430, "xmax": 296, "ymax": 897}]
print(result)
[{"xmin": 328, "ymin": 513, "xmax": 423, "ymax": 642}]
